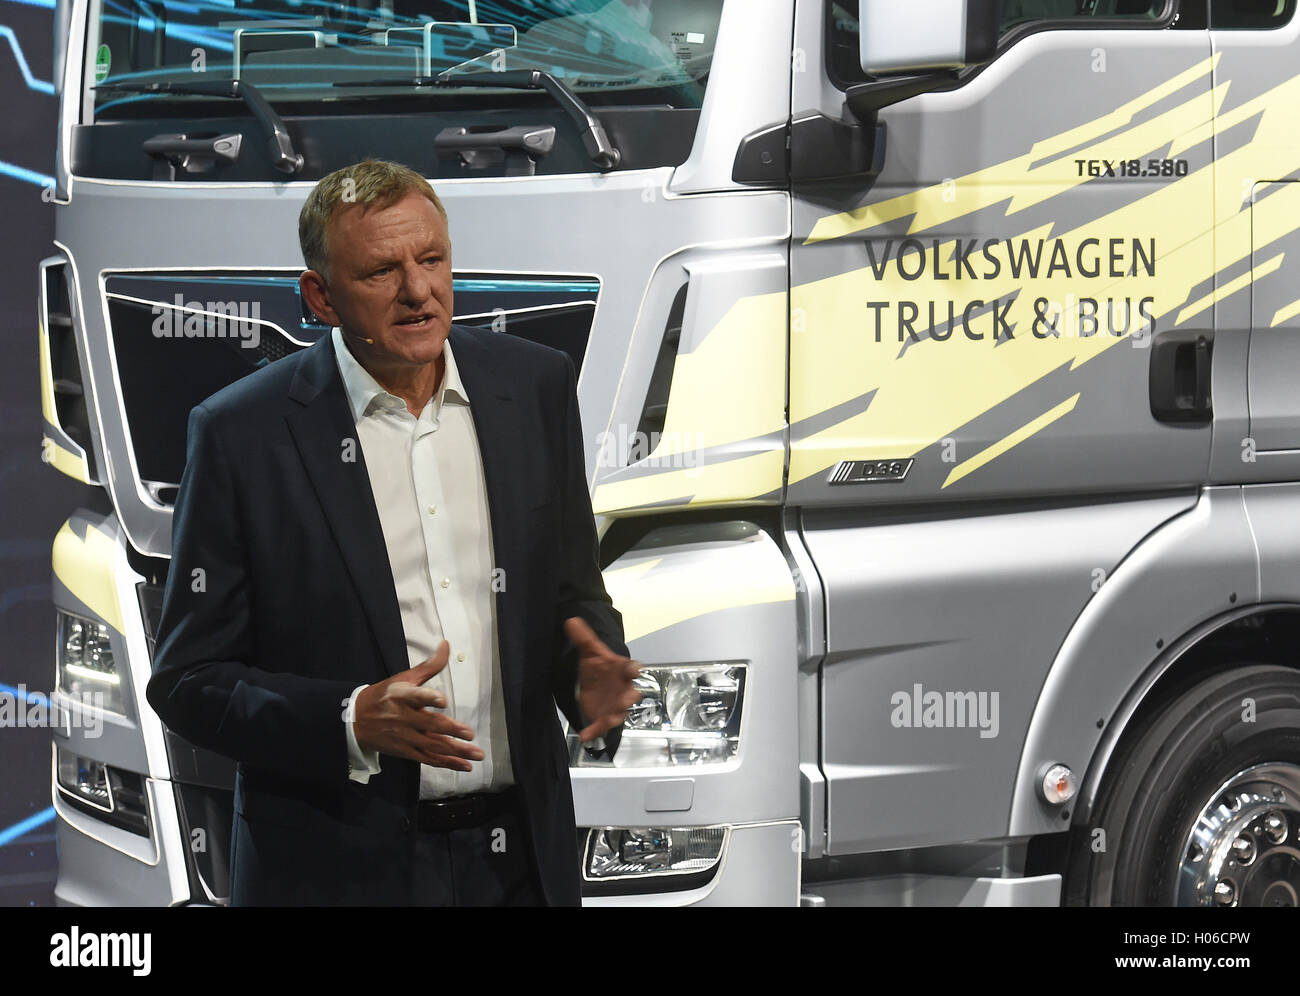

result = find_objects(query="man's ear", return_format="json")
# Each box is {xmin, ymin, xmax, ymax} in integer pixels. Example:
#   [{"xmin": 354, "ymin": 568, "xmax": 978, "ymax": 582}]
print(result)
[{"xmin": 299, "ymin": 269, "xmax": 339, "ymax": 327}]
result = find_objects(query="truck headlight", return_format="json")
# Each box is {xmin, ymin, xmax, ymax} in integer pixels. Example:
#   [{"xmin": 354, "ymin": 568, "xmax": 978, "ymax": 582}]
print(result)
[
  {"xmin": 571, "ymin": 662, "xmax": 745, "ymax": 767},
  {"xmin": 56, "ymin": 610, "xmax": 124, "ymax": 714},
  {"xmin": 583, "ymin": 826, "xmax": 727, "ymax": 882},
  {"xmin": 664, "ymin": 665, "xmax": 740, "ymax": 731}
]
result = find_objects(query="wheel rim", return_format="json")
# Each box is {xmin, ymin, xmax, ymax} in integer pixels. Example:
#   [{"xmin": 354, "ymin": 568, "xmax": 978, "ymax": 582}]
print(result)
[{"xmin": 1177, "ymin": 762, "xmax": 1300, "ymax": 907}]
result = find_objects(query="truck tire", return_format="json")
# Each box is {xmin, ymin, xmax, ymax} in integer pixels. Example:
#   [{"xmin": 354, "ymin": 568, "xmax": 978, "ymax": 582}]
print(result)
[{"xmin": 1064, "ymin": 663, "xmax": 1300, "ymax": 906}]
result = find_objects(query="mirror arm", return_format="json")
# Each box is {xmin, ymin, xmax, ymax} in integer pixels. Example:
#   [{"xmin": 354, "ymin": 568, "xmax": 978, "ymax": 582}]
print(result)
[{"xmin": 844, "ymin": 70, "xmax": 960, "ymax": 123}]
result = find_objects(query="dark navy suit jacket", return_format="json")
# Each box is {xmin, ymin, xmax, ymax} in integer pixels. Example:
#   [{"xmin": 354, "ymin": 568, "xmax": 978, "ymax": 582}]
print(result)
[{"xmin": 146, "ymin": 324, "xmax": 627, "ymax": 906}]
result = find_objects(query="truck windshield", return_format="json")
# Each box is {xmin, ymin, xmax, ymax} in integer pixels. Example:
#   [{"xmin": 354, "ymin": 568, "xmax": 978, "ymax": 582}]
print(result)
[{"xmin": 88, "ymin": 0, "xmax": 723, "ymax": 118}]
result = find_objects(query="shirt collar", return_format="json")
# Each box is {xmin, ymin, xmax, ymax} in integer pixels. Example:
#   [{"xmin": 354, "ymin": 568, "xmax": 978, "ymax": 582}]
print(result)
[{"xmin": 331, "ymin": 326, "xmax": 469, "ymax": 423}]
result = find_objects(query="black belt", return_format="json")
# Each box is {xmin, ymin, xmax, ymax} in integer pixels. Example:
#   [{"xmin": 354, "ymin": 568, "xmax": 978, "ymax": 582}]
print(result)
[{"xmin": 415, "ymin": 786, "xmax": 518, "ymax": 832}]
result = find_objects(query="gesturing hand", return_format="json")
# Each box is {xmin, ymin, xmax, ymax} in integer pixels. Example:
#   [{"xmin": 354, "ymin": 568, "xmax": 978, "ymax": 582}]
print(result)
[
  {"xmin": 353, "ymin": 639, "xmax": 484, "ymax": 771},
  {"xmin": 566, "ymin": 616, "xmax": 641, "ymax": 743}
]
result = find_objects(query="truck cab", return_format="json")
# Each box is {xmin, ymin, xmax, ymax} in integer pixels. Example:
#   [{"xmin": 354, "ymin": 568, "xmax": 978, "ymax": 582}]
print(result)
[{"xmin": 42, "ymin": 0, "xmax": 1300, "ymax": 906}]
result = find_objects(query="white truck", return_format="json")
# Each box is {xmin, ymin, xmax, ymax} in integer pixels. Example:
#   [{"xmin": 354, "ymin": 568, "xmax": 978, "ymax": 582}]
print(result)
[{"xmin": 41, "ymin": 0, "xmax": 1300, "ymax": 906}]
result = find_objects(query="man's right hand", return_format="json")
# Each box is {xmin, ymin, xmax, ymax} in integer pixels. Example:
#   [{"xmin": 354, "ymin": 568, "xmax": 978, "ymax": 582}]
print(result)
[{"xmin": 353, "ymin": 640, "xmax": 483, "ymax": 770}]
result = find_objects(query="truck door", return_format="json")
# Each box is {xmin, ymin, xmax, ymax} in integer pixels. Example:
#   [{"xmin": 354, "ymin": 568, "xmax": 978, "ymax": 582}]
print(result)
[
  {"xmin": 786, "ymin": 2, "xmax": 1220, "ymax": 853},
  {"xmin": 789, "ymin": 1, "xmax": 1216, "ymax": 507}
]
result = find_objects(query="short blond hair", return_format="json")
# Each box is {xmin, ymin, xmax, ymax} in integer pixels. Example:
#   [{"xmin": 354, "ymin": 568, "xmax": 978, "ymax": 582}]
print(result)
[{"xmin": 298, "ymin": 159, "xmax": 448, "ymax": 278}]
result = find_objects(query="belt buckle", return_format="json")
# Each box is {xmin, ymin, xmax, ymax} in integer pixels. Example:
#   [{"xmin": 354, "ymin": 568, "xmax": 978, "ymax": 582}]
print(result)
[
  {"xmin": 419, "ymin": 793, "xmax": 478, "ymax": 831},
  {"xmin": 416, "ymin": 788, "xmax": 514, "ymax": 832}
]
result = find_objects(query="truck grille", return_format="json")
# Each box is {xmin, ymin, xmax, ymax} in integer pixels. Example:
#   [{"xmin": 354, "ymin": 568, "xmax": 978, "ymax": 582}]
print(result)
[{"xmin": 103, "ymin": 271, "xmax": 597, "ymax": 494}]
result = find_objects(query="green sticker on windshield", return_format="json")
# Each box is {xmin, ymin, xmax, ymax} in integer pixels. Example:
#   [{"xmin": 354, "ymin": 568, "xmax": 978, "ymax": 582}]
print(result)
[{"xmin": 94, "ymin": 43, "xmax": 111, "ymax": 83}]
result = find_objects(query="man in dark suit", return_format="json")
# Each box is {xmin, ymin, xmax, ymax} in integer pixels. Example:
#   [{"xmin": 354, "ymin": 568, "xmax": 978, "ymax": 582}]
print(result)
[{"xmin": 145, "ymin": 159, "xmax": 640, "ymax": 906}]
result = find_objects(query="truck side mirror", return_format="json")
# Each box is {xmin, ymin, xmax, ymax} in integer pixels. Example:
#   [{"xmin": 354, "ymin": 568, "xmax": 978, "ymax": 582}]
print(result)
[{"xmin": 858, "ymin": 0, "xmax": 1002, "ymax": 75}]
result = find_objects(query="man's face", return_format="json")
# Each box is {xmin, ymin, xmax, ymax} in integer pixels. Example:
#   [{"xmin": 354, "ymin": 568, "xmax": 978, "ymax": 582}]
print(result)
[{"xmin": 303, "ymin": 190, "xmax": 454, "ymax": 369}]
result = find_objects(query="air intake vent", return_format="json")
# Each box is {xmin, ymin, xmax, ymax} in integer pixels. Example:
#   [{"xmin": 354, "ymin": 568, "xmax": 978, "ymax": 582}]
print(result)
[
  {"xmin": 631, "ymin": 283, "xmax": 688, "ymax": 465},
  {"xmin": 40, "ymin": 260, "xmax": 97, "ymax": 481},
  {"xmin": 102, "ymin": 271, "xmax": 600, "ymax": 496}
]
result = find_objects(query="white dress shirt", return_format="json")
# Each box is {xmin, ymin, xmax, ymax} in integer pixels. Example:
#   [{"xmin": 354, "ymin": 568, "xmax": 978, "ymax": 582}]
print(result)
[{"xmin": 333, "ymin": 326, "xmax": 514, "ymax": 799}]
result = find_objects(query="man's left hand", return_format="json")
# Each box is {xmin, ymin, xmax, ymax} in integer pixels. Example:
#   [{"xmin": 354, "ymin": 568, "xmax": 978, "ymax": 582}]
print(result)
[{"xmin": 566, "ymin": 616, "xmax": 641, "ymax": 742}]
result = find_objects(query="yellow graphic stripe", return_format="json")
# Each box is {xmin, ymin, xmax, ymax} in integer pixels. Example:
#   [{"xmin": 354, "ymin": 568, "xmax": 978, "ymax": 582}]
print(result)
[
  {"xmin": 52, "ymin": 519, "xmax": 124, "ymax": 634},
  {"xmin": 38, "ymin": 321, "xmax": 57, "ymax": 425},
  {"xmin": 592, "ymin": 290, "xmax": 786, "ymax": 514},
  {"xmin": 805, "ymin": 54, "xmax": 1221, "ymax": 244},
  {"xmin": 942, "ymin": 394, "xmax": 1079, "ymax": 488},
  {"xmin": 43, "ymin": 437, "xmax": 92, "ymax": 481},
  {"xmin": 593, "ymin": 449, "xmax": 784, "ymax": 517},
  {"xmin": 37, "ymin": 321, "xmax": 92, "ymax": 484},
  {"xmin": 1271, "ymin": 297, "xmax": 1300, "ymax": 327},
  {"xmin": 601, "ymin": 555, "xmax": 794, "ymax": 644},
  {"xmin": 1007, "ymin": 79, "xmax": 1229, "ymax": 216},
  {"xmin": 1176, "ymin": 251, "xmax": 1284, "ymax": 326},
  {"xmin": 648, "ymin": 292, "xmax": 786, "ymax": 456}
]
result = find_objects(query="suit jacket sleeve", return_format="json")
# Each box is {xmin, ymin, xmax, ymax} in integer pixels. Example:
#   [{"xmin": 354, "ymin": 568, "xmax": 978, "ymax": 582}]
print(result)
[
  {"xmin": 550, "ymin": 352, "xmax": 629, "ymax": 760},
  {"xmin": 145, "ymin": 402, "xmax": 357, "ymax": 786}
]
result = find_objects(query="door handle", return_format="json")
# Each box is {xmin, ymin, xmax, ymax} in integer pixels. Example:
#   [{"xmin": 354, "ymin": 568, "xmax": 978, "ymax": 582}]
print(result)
[
  {"xmin": 1149, "ymin": 328, "xmax": 1213, "ymax": 423},
  {"xmin": 143, "ymin": 132, "xmax": 243, "ymax": 179},
  {"xmin": 435, "ymin": 124, "xmax": 556, "ymax": 176}
]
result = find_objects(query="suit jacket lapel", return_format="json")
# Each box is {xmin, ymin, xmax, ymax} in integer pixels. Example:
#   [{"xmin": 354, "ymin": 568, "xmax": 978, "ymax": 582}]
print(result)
[{"xmin": 284, "ymin": 333, "xmax": 409, "ymax": 679}]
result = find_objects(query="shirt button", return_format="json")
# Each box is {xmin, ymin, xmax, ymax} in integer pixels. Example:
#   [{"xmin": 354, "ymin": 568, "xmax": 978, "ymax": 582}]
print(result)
[
  {"xmin": 441, "ymin": 577, "xmax": 450, "ymax": 588},
  {"xmin": 457, "ymin": 652, "xmax": 466, "ymax": 662},
  {"xmin": 427, "ymin": 504, "xmax": 437, "ymax": 515}
]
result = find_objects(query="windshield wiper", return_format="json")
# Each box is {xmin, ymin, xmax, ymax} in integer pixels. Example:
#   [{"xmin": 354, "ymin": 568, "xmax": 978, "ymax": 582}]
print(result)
[
  {"xmin": 94, "ymin": 79, "xmax": 304, "ymax": 175},
  {"xmin": 341, "ymin": 70, "xmax": 621, "ymax": 171}
]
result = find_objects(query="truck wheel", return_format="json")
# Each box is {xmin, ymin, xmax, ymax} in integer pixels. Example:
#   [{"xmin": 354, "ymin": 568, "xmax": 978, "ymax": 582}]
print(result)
[{"xmin": 1064, "ymin": 663, "xmax": 1300, "ymax": 906}]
